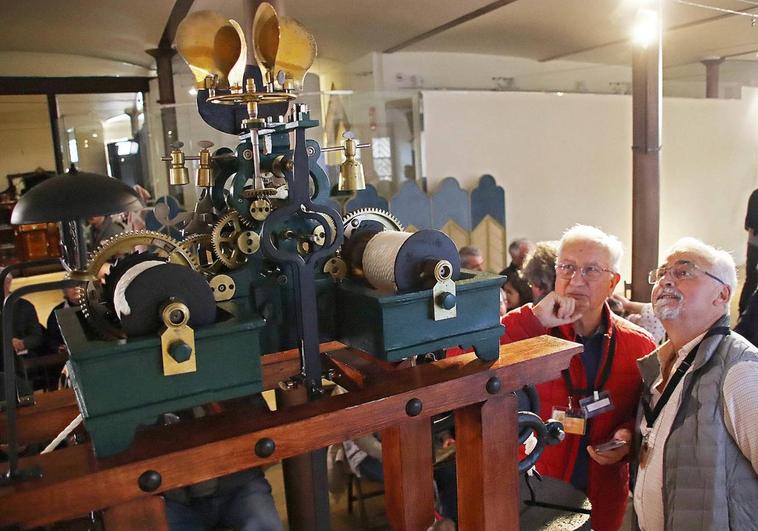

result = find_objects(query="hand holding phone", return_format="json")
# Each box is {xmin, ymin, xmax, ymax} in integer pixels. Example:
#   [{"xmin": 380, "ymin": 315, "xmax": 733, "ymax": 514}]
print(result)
[{"xmin": 593, "ymin": 439, "xmax": 627, "ymax": 453}]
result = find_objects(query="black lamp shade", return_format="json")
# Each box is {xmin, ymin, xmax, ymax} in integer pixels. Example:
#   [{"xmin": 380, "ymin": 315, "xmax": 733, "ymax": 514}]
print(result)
[{"xmin": 11, "ymin": 172, "xmax": 143, "ymax": 224}]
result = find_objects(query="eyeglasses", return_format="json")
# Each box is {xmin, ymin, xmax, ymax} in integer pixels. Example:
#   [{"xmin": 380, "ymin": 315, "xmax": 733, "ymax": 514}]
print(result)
[
  {"xmin": 555, "ymin": 262, "xmax": 615, "ymax": 282},
  {"xmin": 648, "ymin": 261, "xmax": 726, "ymax": 286}
]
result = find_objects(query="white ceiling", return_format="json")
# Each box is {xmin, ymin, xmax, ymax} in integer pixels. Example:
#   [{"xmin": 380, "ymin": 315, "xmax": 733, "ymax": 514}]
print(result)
[{"xmin": 2, "ymin": 0, "xmax": 758, "ymax": 83}]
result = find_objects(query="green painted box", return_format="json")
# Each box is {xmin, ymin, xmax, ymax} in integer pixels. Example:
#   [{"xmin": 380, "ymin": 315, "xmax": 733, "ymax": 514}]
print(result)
[
  {"xmin": 336, "ymin": 271, "xmax": 505, "ymax": 361},
  {"xmin": 60, "ymin": 300, "xmax": 266, "ymax": 457}
]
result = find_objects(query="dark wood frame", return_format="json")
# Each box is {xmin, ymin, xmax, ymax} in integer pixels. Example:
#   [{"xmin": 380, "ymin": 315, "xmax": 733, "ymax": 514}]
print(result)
[{"xmin": 0, "ymin": 336, "xmax": 579, "ymax": 531}]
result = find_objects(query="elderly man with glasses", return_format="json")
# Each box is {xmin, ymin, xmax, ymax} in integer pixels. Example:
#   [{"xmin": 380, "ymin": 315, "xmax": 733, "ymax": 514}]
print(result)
[
  {"xmin": 501, "ymin": 225, "xmax": 655, "ymax": 531},
  {"xmin": 633, "ymin": 238, "xmax": 758, "ymax": 531}
]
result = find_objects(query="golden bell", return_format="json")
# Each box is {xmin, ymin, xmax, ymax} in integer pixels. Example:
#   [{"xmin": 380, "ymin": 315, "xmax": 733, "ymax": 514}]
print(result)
[
  {"xmin": 176, "ymin": 10, "xmax": 242, "ymax": 89},
  {"xmin": 252, "ymin": 2, "xmax": 317, "ymax": 91},
  {"xmin": 169, "ymin": 166, "xmax": 190, "ymax": 186},
  {"xmin": 338, "ymin": 138, "xmax": 366, "ymax": 192}
]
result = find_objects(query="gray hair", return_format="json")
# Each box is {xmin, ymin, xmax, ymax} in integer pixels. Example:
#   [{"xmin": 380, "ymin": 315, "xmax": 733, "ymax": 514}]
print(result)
[
  {"xmin": 458, "ymin": 246, "xmax": 482, "ymax": 258},
  {"xmin": 664, "ymin": 237, "xmax": 737, "ymax": 301},
  {"xmin": 522, "ymin": 241, "xmax": 559, "ymax": 293},
  {"xmin": 559, "ymin": 224, "xmax": 623, "ymax": 272}
]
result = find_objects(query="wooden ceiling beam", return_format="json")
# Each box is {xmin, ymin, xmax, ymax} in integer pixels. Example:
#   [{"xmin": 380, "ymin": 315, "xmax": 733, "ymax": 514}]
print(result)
[
  {"xmin": 384, "ymin": 0, "xmax": 520, "ymax": 54},
  {"xmin": 0, "ymin": 77, "xmax": 151, "ymax": 95},
  {"xmin": 539, "ymin": 5, "xmax": 758, "ymax": 63}
]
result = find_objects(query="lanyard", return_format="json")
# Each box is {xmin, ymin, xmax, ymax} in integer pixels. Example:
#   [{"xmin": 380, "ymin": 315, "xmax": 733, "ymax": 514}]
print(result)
[
  {"xmin": 641, "ymin": 325, "xmax": 730, "ymax": 428},
  {"xmin": 555, "ymin": 326, "xmax": 616, "ymax": 398}
]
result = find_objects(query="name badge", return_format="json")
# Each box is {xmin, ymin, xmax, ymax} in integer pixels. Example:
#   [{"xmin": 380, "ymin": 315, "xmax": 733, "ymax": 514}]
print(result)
[
  {"xmin": 578, "ymin": 390, "xmax": 614, "ymax": 419},
  {"xmin": 551, "ymin": 406, "xmax": 586, "ymax": 435}
]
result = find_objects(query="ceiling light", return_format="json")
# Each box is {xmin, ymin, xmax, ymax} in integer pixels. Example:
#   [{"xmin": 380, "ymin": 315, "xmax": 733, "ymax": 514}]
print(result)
[
  {"xmin": 188, "ymin": 87, "xmax": 198, "ymax": 96},
  {"xmin": 632, "ymin": 8, "xmax": 659, "ymax": 47}
]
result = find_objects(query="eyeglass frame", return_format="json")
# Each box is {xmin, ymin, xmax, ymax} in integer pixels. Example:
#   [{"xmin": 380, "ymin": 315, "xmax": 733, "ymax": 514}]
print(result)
[
  {"xmin": 554, "ymin": 262, "xmax": 617, "ymax": 282},
  {"xmin": 647, "ymin": 260, "xmax": 726, "ymax": 286}
]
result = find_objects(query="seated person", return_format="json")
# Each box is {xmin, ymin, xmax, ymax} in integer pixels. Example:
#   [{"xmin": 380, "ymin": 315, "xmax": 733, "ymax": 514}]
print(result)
[
  {"xmin": 46, "ymin": 287, "xmax": 82, "ymax": 354},
  {"xmin": 521, "ymin": 241, "xmax": 559, "ymax": 303},
  {"xmin": 458, "ymin": 246, "xmax": 484, "ymax": 271},
  {"xmin": 500, "ymin": 269, "xmax": 533, "ymax": 311},
  {"xmin": 734, "ymin": 288, "xmax": 758, "ymax": 346},
  {"xmin": 0, "ymin": 272, "xmax": 43, "ymax": 373},
  {"xmin": 162, "ymin": 396, "xmax": 282, "ymax": 531}
]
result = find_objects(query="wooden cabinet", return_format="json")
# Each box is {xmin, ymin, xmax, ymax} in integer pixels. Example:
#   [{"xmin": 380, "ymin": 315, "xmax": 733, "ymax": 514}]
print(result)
[{"xmin": 14, "ymin": 223, "xmax": 61, "ymax": 263}]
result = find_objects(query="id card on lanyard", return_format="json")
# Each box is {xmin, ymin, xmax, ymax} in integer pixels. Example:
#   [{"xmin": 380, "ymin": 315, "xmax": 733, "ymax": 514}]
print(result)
[{"xmin": 551, "ymin": 327, "xmax": 617, "ymax": 435}]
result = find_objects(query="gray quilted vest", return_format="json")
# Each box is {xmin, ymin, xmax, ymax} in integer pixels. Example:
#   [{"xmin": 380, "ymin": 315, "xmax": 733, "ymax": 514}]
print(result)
[{"xmin": 637, "ymin": 316, "xmax": 758, "ymax": 530}]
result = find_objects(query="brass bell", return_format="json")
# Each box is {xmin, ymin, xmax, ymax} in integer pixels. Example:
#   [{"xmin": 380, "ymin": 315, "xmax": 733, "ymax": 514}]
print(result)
[
  {"xmin": 338, "ymin": 137, "xmax": 366, "ymax": 192},
  {"xmin": 166, "ymin": 143, "xmax": 190, "ymax": 186},
  {"xmin": 196, "ymin": 141, "xmax": 214, "ymax": 188}
]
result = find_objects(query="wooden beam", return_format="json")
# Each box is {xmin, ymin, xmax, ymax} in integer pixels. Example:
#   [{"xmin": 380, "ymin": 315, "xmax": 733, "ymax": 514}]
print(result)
[
  {"xmin": 384, "ymin": 0, "xmax": 520, "ymax": 53},
  {"xmin": 539, "ymin": 6, "xmax": 757, "ymax": 63},
  {"xmin": 159, "ymin": 0, "xmax": 195, "ymax": 49},
  {"xmin": 46, "ymin": 94, "xmax": 64, "ymax": 174},
  {"xmin": 0, "ymin": 336, "xmax": 580, "ymax": 529},
  {"xmin": 0, "ymin": 77, "xmax": 152, "ymax": 95},
  {"xmin": 631, "ymin": 29, "xmax": 662, "ymax": 302}
]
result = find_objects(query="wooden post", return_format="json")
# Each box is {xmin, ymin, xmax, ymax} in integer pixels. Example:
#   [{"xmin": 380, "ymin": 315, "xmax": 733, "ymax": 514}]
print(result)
[
  {"xmin": 455, "ymin": 394, "xmax": 519, "ymax": 530},
  {"xmin": 103, "ymin": 496, "xmax": 169, "ymax": 531},
  {"xmin": 275, "ymin": 385, "xmax": 331, "ymax": 531},
  {"xmin": 382, "ymin": 417, "xmax": 435, "ymax": 531},
  {"xmin": 631, "ymin": 18, "xmax": 662, "ymax": 302},
  {"xmin": 702, "ymin": 58, "xmax": 723, "ymax": 99}
]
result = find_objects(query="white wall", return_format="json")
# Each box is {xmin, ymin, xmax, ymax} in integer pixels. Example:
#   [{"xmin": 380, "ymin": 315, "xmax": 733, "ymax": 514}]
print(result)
[{"xmin": 421, "ymin": 89, "xmax": 758, "ymax": 279}]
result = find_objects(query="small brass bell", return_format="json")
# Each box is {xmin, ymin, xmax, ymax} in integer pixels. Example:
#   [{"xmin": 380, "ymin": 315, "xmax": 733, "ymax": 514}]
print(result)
[
  {"xmin": 338, "ymin": 137, "xmax": 366, "ymax": 192},
  {"xmin": 166, "ymin": 143, "xmax": 190, "ymax": 186}
]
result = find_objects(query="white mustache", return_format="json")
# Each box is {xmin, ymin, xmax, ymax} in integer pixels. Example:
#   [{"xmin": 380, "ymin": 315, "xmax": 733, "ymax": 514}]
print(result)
[{"xmin": 656, "ymin": 287, "xmax": 682, "ymax": 301}]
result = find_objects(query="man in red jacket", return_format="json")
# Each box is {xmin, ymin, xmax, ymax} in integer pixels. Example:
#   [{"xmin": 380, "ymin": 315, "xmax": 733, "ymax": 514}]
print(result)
[{"xmin": 502, "ymin": 225, "xmax": 655, "ymax": 531}]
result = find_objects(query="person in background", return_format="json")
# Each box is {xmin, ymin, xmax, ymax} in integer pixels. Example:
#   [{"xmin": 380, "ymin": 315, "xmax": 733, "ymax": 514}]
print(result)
[
  {"xmin": 634, "ymin": 237, "xmax": 758, "ymax": 530},
  {"xmin": 734, "ymin": 288, "xmax": 758, "ymax": 346},
  {"xmin": 458, "ymin": 246, "xmax": 484, "ymax": 271},
  {"xmin": 501, "ymin": 225, "xmax": 655, "ymax": 531},
  {"xmin": 521, "ymin": 241, "xmax": 558, "ymax": 303},
  {"xmin": 87, "ymin": 214, "xmax": 126, "ymax": 250},
  {"xmin": 739, "ymin": 187, "xmax": 758, "ymax": 314},
  {"xmin": 3, "ymin": 272, "xmax": 43, "ymax": 359},
  {"xmin": 611, "ymin": 293, "xmax": 666, "ymax": 344},
  {"xmin": 500, "ymin": 269, "xmax": 533, "ymax": 311},
  {"xmin": 502, "ymin": 238, "xmax": 535, "ymax": 279},
  {"xmin": 46, "ymin": 287, "xmax": 82, "ymax": 354}
]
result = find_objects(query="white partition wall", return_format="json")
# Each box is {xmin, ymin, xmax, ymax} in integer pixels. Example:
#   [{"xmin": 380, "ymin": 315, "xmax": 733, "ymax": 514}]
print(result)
[{"xmin": 421, "ymin": 89, "xmax": 758, "ymax": 277}]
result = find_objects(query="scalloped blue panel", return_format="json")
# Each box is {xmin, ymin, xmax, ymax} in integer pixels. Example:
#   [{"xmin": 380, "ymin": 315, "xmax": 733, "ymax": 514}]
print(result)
[
  {"xmin": 431, "ymin": 177, "xmax": 471, "ymax": 231},
  {"xmin": 344, "ymin": 184, "xmax": 388, "ymax": 213},
  {"xmin": 145, "ymin": 195, "xmax": 184, "ymax": 239},
  {"xmin": 470, "ymin": 174, "xmax": 505, "ymax": 227},
  {"xmin": 390, "ymin": 180, "xmax": 432, "ymax": 230}
]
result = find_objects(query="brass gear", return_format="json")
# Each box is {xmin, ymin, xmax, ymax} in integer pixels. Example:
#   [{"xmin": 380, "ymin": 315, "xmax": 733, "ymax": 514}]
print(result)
[
  {"xmin": 180, "ymin": 233, "xmax": 223, "ymax": 276},
  {"xmin": 211, "ymin": 211, "xmax": 248, "ymax": 269},
  {"xmin": 72, "ymin": 230, "xmax": 199, "ymax": 339},
  {"xmin": 342, "ymin": 208, "xmax": 404, "ymax": 239},
  {"xmin": 74, "ymin": 230, "xmax": 199, "ymax": 281}
]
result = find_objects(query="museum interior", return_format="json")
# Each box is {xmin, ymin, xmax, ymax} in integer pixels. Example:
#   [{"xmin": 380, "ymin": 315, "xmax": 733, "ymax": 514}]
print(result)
[{"xmin": 1, "ymin": 1, "xmax": 757, "ymax": 530}]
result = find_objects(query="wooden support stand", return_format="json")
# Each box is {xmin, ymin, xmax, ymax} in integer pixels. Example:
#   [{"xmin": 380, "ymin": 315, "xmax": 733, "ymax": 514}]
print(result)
[{"xmin": 0, "ymin": 336, "xmax": 580, "ymax": 530}]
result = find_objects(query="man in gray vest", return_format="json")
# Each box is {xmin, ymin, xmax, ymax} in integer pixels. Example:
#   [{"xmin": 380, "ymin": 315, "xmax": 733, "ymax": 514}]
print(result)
[{"xmin": 634, "ymin": 237, "xmax": 758, "ymax": 530}]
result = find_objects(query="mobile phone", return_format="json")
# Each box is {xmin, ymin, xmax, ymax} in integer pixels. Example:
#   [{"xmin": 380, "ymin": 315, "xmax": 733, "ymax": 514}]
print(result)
[{"xmin": 593, "ymin": 439, "xmax": 627, "ymax": 453}]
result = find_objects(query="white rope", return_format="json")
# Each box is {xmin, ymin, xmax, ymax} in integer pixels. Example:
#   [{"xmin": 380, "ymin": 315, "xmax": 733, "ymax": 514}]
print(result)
[
  {"xmin": 41, "ymin": 414, "xmax": 83, "ymax": 454},
  {"xmin": 113, "ymin": 260, "xmax": 165, "ymax": 319},
  {"xmin": 362, "ymin": 231, "xmax": 411, "ymax": 293},
  {"xmin": 671, "ymin": 0, "xmax": 758, "ymax": 19}
]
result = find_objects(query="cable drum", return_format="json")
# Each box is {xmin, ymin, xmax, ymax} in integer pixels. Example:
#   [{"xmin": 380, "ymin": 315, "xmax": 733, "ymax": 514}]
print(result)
[{"xmin": 362, "ymin": 229, "xmax": 461, "ymax": 293}]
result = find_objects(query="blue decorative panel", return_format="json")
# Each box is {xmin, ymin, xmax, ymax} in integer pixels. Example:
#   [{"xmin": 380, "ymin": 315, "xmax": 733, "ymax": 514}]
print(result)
[
  {"xmin": 345, "ymin": 184, "xmax": 388, "ymax": 213},
  {"xmin": 470, "ymin": 174, "xmax": 505, "ymax": 227},
  {"xmin": 390, "ymin": 180, "xmax": 432, "ymax": 230},
  {"xmin": 145, "ymin": 196, "xmax": 186, "ymax": 239},
  {"xmin": 431, "ymin": 177, "xmax": 471, "ymax": 231}
]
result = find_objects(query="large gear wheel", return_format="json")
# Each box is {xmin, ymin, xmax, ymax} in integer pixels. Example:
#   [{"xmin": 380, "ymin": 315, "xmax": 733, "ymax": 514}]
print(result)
[
  {"xmin": 342, "ymin": 208, "xmax": 404, "ymax": 239},
  {"xmin": 79, "ymin": 230, "xmax": 199, "ymax": 280},
  {"xmin": 212, "ymin": 211, "xmax": 248, "ymax": 269},
  {"xmin": 73, "ymin": 230, "xmax": 200, "ymax": 339},
  {"xmin": 180, "ymin": 233, "xmax": 223, "ymax": 276}
]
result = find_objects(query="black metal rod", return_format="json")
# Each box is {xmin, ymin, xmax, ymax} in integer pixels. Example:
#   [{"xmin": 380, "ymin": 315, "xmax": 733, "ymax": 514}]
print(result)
[{"xmin": 46, "ymin": 94, "xmax": 64, "ymax": 175}]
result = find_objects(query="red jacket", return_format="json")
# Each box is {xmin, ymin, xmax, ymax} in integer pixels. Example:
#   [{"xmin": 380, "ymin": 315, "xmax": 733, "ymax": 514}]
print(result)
[{"xmin": 502, "ymin": 303, "xmax": 654, "ymax": 531}]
